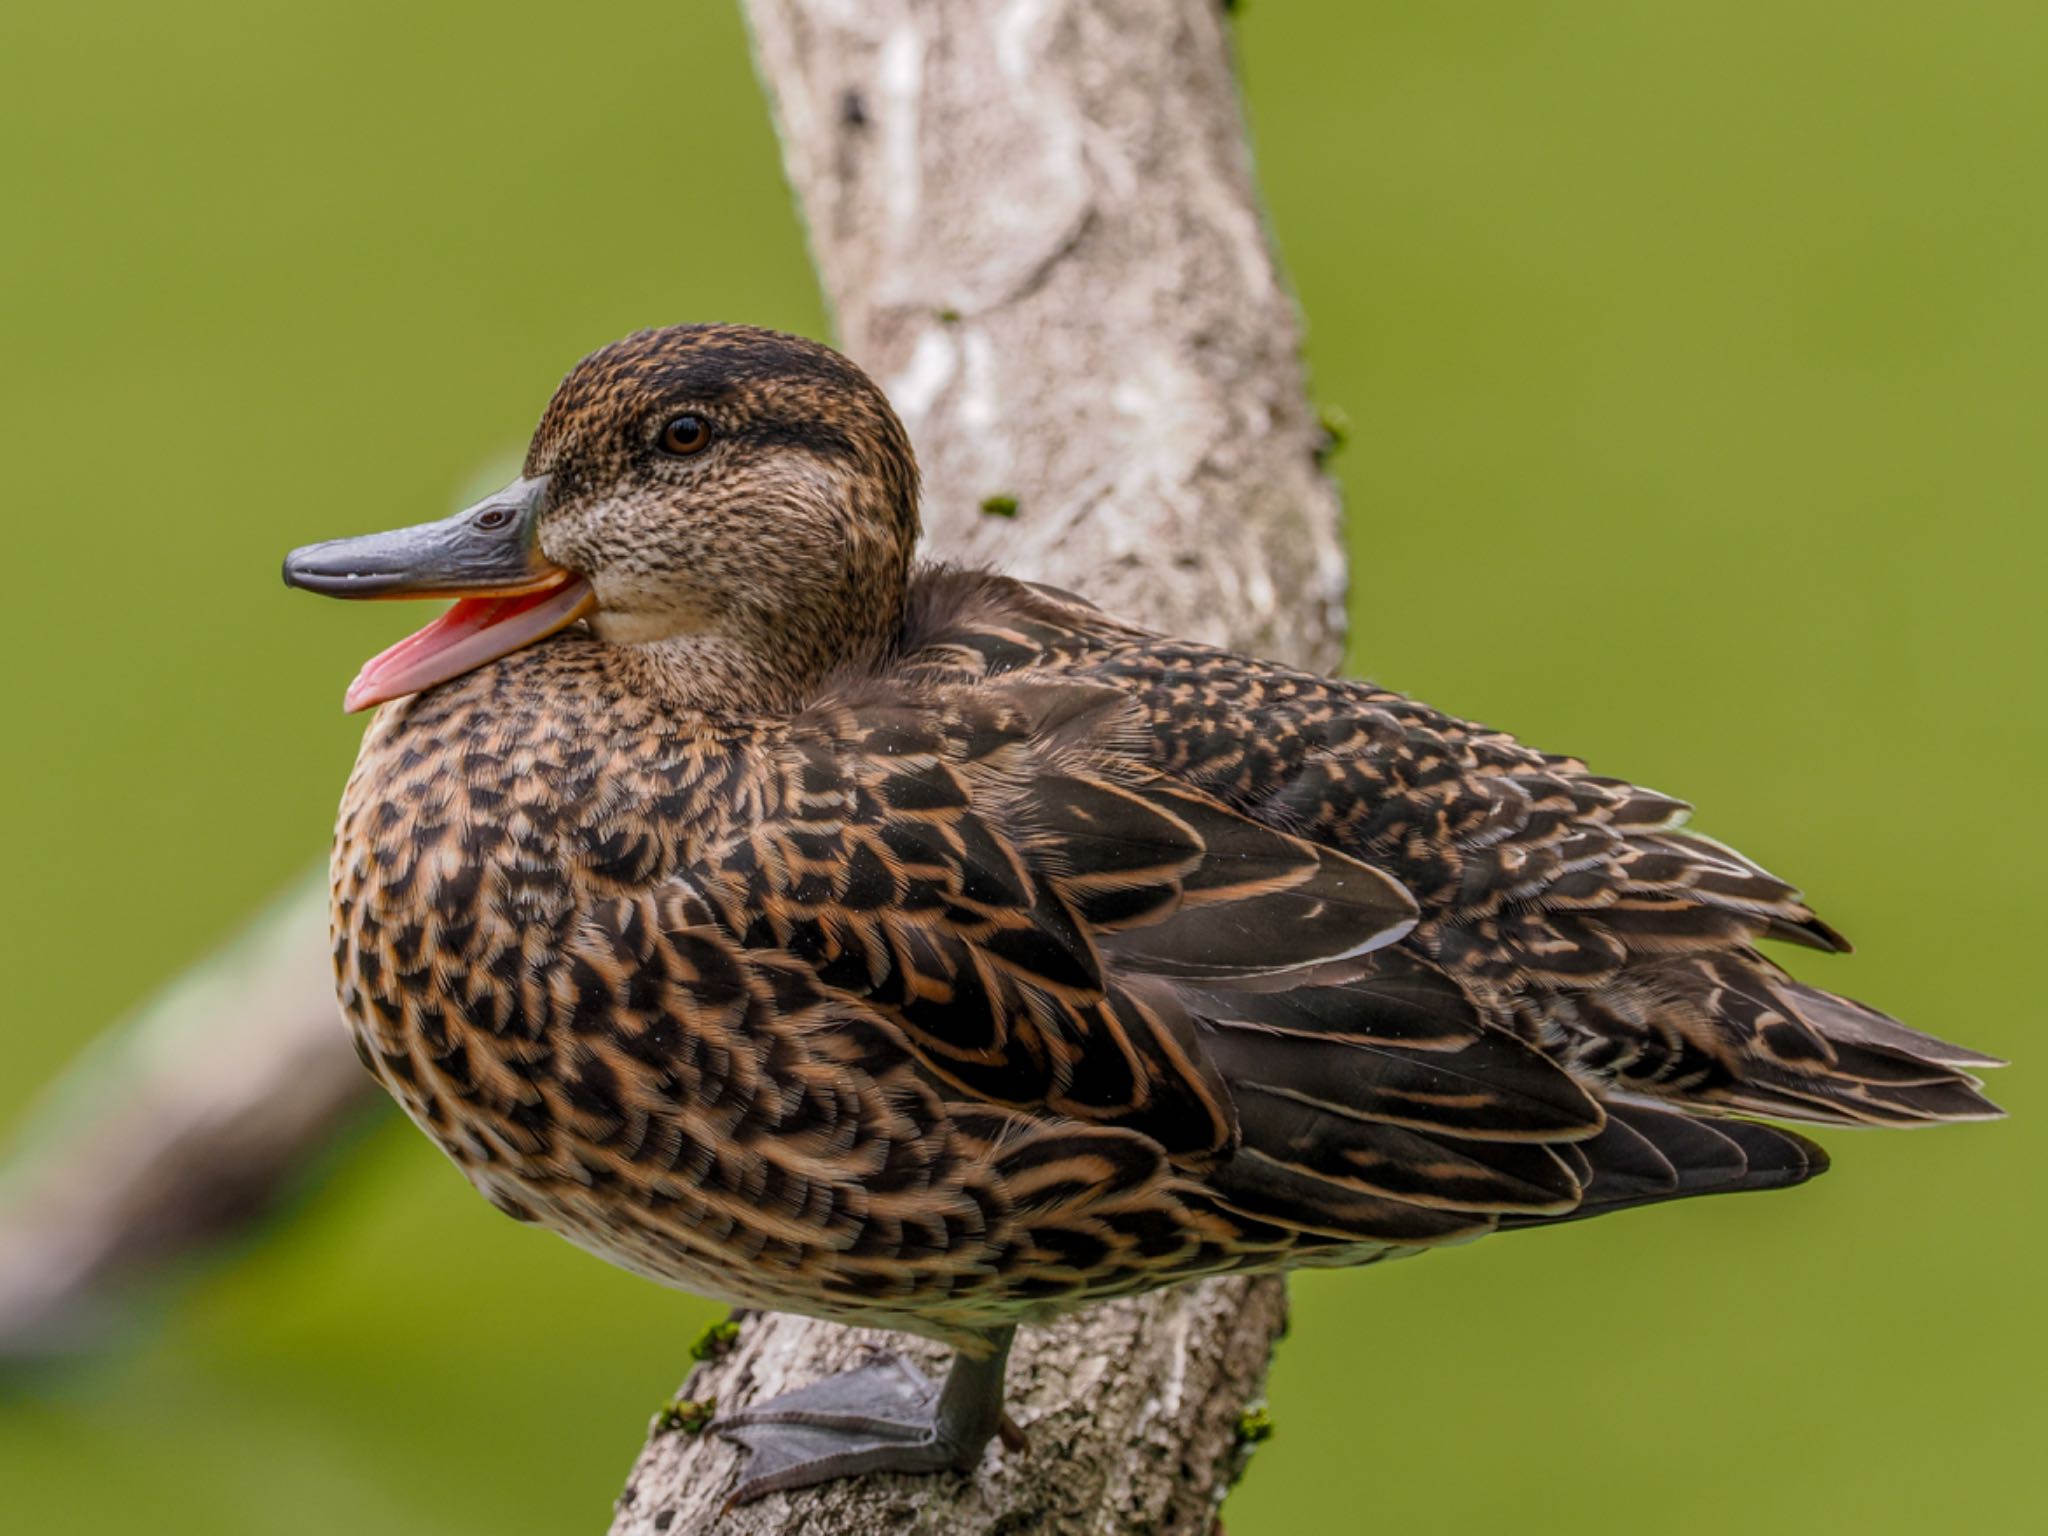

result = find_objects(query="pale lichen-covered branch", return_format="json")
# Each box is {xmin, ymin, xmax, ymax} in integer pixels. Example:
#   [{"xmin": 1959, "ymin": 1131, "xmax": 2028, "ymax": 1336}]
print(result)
[{"xmin": 609, "ymin": 1, "xmax": 1345, "ymax": 1530}]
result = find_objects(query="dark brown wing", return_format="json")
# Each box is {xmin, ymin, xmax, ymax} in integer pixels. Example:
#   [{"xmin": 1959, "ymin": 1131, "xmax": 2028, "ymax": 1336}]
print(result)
[
  {"xmin": 680, "ymin": 681, "xmax": 1417, "ymax": 1165},
  {"xmin": 891, "ymin": 570, "xmax": 2000, "ymax": 1135},
  {"xmin": 669, "ymin": 669, "xmax": 1829, "ymax": 1258},
  {"xmin": 869, "ymin": 566, "xmax": 2004, "ymax": 1267}
]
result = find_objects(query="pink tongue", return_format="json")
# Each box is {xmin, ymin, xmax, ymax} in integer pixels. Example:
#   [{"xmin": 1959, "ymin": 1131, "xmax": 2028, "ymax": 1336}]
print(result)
[{"xmin": 344, "ymin": 577, "xmax": 595, "ymax": 713}]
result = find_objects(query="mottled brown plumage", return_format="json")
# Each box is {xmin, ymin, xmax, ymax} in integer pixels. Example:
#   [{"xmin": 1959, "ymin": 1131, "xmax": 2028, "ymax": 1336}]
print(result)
[{"xmin": 292, "ymin": 324, "xmax": 2002, "ymax": 1499}]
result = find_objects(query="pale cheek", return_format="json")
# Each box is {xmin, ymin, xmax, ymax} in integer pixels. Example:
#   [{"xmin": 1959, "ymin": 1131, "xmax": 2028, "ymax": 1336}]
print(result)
[
  {"xmin": 539, "ymin": 493, "xmax": 646, "ymax": 570},
  {"xmin": 539, "ymin": 459, "xmax": 859, "ymax": 646},
  {"xmin": 783, "ymin": 457, "xmax": 854, "ymax": 507}
]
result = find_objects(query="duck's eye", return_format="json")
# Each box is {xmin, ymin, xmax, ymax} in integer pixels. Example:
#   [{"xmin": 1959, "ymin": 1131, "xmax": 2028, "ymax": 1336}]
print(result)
[{"xmin": 660, "ymin": 414, "xmax": 713, "ymax": 456}]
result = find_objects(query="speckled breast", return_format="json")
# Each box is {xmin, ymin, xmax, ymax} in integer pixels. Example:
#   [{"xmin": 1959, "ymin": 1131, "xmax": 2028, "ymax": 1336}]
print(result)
[
  {"xmin": 333, "ymin": 650, "xmax": 637, "ymax": 1174},
  {"xmin": 320, "ymin": 642, "xmax": 1043, "ymax": 1335},
  {"xmin": 326, "ymin": 645, "xmax": 766, "ymax": 1284}
]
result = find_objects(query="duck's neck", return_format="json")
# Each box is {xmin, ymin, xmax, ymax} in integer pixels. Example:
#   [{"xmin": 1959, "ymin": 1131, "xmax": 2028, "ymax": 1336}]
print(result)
[{"xmin": 596, "ymin": 566, "xmax": 909, "ymax": 717}]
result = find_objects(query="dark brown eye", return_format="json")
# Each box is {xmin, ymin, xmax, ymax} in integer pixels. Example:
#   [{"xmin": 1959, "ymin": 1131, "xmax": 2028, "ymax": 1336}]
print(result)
[{"xmin": 660, "ymin": 414, "xmax": 712, "ymax": 456}]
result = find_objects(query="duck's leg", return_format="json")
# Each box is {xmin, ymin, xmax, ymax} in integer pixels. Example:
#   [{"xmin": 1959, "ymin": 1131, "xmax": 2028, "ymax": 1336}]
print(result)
[{"xmin": 715, "ymin": 1326, "xmax": 1017, "ymax": 1504}]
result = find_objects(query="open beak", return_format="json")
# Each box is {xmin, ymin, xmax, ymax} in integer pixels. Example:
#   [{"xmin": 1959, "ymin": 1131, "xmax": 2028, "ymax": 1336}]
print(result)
[{"xmin": 283, "ymin": 475, "xmax": 596, "ymax": 713}]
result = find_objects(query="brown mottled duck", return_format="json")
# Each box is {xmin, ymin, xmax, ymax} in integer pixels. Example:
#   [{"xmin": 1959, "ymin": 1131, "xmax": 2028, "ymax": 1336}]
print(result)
[{"xmin": 284, "ymin": 324, "xmax": 2003, "ymax": 1503}]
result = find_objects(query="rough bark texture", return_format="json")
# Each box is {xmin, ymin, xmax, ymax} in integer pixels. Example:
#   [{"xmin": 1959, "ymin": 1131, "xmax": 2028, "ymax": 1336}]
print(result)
[
  {"xmin": 610, "ymin": 1, "xmax": 1344, "ymax": 1531},
  {"xmin": 756, "ymin": 0, "xmax": 1348, "ymax": 672},
  {"xmin": 613, "ymin": 1283, "xmax": 1290, "ymax": 1536}
]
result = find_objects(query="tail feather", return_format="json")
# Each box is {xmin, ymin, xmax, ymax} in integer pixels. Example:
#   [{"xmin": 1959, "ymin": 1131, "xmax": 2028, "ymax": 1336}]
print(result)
[
  {"xmin": 1787, "ymin": 982, "xmax": 2007, "ymax": 1070},
  {"xmin": 1551, "ymin": 951, "xmax": 2005, "ymax": 1128}
]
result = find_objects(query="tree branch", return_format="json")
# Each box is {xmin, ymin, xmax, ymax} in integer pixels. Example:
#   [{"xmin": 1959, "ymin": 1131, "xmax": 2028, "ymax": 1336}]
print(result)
[
  {"xmin": 610, "ymin": 1, "xmax": 1345, "ymax": 1530},
  {"xmin": 0, "ymin": 875, "xmax": 370, "ymax": 1358}
]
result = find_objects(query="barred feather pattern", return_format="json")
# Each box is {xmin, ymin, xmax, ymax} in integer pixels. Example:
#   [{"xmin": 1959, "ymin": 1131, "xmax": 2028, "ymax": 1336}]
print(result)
[{"xmin": 327, "ymin": 563, "xmax": 2001, "ymax": 1350}]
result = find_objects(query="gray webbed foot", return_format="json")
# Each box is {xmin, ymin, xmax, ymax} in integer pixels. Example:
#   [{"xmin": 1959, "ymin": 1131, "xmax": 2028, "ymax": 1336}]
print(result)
[{"xmin": 714, "ymin": 1329, "xmax": 1016, "ymax": 1506}]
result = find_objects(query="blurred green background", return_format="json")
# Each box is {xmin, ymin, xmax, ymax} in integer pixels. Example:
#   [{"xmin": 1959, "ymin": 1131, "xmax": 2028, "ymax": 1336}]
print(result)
[{"xmin": 2, "ymin": 1, "xmax": 2040, "ymax": 1530}]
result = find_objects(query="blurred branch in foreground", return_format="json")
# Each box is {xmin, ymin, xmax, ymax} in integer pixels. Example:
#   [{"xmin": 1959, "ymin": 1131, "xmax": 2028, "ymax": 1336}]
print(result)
[{"xmin": 0, "ymin": 873, "xmax": 376, "ymax": 1359}]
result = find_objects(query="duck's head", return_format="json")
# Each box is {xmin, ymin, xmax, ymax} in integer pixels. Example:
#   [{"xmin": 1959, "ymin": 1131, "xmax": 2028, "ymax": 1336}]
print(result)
[{"xmin": 285, "ymin": 324, "xmax": 920, "ymax": 712}]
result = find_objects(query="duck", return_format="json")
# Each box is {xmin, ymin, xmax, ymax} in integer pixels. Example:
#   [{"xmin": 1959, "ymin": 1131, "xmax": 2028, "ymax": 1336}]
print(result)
[{"xmin": 284, "ymin": 323, "xmax": 2003, "ymax": 1504}]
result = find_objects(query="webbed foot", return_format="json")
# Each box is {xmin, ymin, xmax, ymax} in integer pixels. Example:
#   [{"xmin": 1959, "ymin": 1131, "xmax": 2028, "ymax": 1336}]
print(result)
[{"xmin": 715, "ymin": 1328, "xmax": 1017, "ymax": 1505}]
